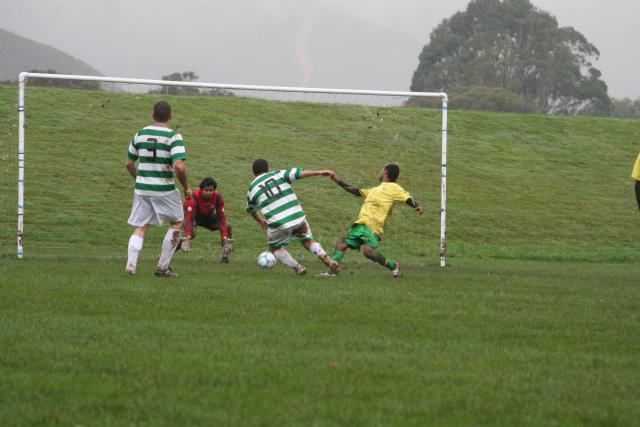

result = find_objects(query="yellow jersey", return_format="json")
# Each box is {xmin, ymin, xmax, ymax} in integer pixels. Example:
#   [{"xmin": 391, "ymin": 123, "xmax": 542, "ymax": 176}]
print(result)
[
  {"xmin": 355, "ymin": 182, "xmax": 412, "ymax": 236},
  {"xmin": 632, "ymin": 153, "xmax": 640, "ymax": 181}
]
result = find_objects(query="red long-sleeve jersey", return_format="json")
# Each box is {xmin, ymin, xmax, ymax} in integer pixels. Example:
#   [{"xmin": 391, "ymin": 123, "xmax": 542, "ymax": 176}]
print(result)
[{"xmin": 183, "ymin": 188, "xmax": 229, "ymax": 238}]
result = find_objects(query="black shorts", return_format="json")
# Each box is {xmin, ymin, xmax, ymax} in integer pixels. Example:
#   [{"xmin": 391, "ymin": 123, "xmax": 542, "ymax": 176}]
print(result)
[{"xmin": 195, "ymin": 214, "xmax": 223, "ymax": 231}]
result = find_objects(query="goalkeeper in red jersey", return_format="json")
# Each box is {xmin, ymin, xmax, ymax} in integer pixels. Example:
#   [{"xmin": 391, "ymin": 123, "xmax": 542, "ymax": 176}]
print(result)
[
  {"xmin": 177, "ymin": 176, "xmax": 233, "ymax": 262},
  {"xmin": 322, "ymin": 164, "xmax": 424, "ymax": 278}
]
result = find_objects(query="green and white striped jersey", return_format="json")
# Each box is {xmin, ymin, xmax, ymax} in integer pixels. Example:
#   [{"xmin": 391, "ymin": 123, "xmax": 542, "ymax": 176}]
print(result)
[
  {"xmin": 246, "ymin": 168, "xmax": 306, "ymax": 230},
  {"xmin": 127, "ymin": 125, "xmax": 186, "ymax": 196}
]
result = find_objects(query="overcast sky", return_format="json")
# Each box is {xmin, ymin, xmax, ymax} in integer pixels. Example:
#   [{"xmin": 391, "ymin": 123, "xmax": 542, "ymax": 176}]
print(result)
[{"xmin": 1, "ymin": 0, "xmax": 638, "ymax": 98}]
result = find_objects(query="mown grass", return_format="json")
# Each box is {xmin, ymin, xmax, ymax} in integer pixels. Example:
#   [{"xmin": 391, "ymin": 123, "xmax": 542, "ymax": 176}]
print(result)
[
  {"xmin": 1, "ymin": 257, "xmax": 639, "ymax": 426},
  {"xmin": 2, "ymin": 85, "xmax": 639, "ymax": 262},
  {"xmin": 0, "ymin": 84, "xmax": 639, "ymax": 426}
]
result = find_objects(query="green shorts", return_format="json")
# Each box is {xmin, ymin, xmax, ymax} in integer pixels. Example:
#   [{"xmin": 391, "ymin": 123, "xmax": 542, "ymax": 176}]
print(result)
[{"xmin": 342, "ymin": 223, "xmax": 379, "ymax": 250}]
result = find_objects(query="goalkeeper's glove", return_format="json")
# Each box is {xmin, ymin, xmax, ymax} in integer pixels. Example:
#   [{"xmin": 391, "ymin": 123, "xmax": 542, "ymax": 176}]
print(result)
[
  {"xmin": 180, "ymin": 236, "xmax": 191, "ymax": 252},
  {"xmin": 220, "ymin": 237, "xmax": 234, "ymax": 263}
]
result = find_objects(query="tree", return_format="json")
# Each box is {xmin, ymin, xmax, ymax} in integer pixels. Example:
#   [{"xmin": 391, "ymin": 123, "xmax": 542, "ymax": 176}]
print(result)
[
  {"xmin": 152, "ymin": 71, "xmax": 200, "ymax": 96},
  {"xmin": 610, "ymin": 97, "xmax": 640, "ymax": 119},
  {"xmin": 410, "ymin": 0, "xmax": 610, "ymax": 115},
  {"xmin": 150, "ymin": 71, "xmax": 233, "ymax": 97}
]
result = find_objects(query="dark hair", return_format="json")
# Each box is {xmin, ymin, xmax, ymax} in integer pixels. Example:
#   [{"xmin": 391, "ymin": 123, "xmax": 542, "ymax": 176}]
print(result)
[
  {"xmin": 385, "ymin": 164, "xmax": 400, "ymax": 182},
  {"xmin": 199, "ymin": 176, "xmax": 217, "ymax": 190},
  {"xmin": 153, "ymin": 101, "xmax": 172, "ymax": 122},
  {"xmin": 252, "ymin": 159, "xmax": 269, "ymax": 175}
]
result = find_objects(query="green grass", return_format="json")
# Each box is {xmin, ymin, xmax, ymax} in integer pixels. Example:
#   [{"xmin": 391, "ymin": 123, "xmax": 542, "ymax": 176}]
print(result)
[
  {"xmin": 1, "ymin": 84, "xmax": 639, "ymax": 425},
  {"xmin": 1, "ymin": 258, "xmax": 639, "ymax": 426}
]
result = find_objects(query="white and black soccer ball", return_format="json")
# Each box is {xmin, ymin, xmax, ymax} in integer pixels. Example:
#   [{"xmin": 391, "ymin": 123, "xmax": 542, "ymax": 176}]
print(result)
[{"xmin": 257, "ymin": 251, "xmax": 277, "ymax": 270}]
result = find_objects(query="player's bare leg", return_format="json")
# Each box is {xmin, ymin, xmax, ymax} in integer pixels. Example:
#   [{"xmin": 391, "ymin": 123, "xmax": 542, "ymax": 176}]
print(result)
[
  {"xmin": 271, "ymin": 246, "xmax": 306, "ymax": 275},
  {"xmin": 125, "ymin": 225, "xmax": 149, "ymax": 276},
  {"xmin": 362, "ymin": 244, "xmax": 402, "ymax": 278}
]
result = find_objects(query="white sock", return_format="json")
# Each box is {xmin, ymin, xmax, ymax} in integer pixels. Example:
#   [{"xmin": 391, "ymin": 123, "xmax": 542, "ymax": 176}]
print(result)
[
  {"xmin": 126, "ymin": 235, "xmax": 144, "ymax": 272},
  {"xmin": 157, "ymin": 229, "xmax": 181, "ymax": 270},
  {"xmin": 308, "ymin": 241, "xmax": 327, "ymax": 259},
  {"xmin": 274, "ymin": 248, "xmax": 299, "ymax": 268}
]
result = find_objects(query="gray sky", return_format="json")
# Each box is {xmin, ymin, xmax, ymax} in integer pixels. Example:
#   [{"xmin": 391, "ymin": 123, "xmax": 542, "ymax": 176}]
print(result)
[{"xmin": 1, "ymin": 0, "xmax": 638, "ymax": 98}]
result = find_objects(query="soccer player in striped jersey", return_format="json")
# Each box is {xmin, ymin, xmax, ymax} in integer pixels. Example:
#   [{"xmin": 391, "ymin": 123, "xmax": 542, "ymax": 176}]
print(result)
[
  {"xmin": 124, "ymin": 101, "xmax": 192, "ymax": 278},
  {"xmin": 322, "ymin": 164, "xmax": 424, "ymax": 278},
  {"xmin": 246, "ymin": 159, "xmax": 339, "ymax": 275}
]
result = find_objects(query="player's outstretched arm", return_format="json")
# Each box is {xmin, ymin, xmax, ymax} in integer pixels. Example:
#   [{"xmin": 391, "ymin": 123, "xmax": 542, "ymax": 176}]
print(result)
[
  {"xmin": 330, "ymin": 173, "xmax": 362, "ymax": 197},
  {"xmin": 405, "ymin": 198, "xmax": 425, "ymax": 215},
  {"xmin": 299, "ymin": 169, "xmax": 335, "ymax": 179}
]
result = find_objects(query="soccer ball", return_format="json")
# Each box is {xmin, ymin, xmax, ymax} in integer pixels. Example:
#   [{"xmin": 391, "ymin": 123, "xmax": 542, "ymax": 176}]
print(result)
[{"xmin": 257, "ymin": 251, "xmax": 277, "ymax": 270}]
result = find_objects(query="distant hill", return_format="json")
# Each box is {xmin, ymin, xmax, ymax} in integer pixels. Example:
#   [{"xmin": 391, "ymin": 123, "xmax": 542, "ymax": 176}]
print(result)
[{"xmin": 0, "ymin": 28, "xmax": 102, "ymax": 81}]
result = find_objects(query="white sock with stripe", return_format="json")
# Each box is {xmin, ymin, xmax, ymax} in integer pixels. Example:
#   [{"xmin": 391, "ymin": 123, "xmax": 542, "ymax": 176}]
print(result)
[
  {"xmin": 274, "ymin": 248, "xmax": 299, "ymax": 268},
  {"xmin": 308, "ymin": 241, "xmax": 327, "ymax": 259},
  {"xmin": 126, "ymin": 235, "xmax": 144, "ymax": 272},
  {"xmin": 157, "ymin": 229, "xmax": 181, "ymax": 270}
]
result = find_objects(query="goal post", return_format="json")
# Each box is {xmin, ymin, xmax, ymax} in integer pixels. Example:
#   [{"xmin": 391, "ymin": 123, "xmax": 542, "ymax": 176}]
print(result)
[{"xmin": 15, "ymin": 72, "xmax": 448, "ymax": 266}]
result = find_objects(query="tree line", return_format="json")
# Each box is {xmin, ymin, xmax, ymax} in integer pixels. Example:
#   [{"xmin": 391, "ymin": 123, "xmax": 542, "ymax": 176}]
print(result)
[
  {"xmin": 5, "ymin": 69, "xmax": 232, "ymax": 98},
  {"xmin": 409, "ymin": 0, "xmax": 639, "ymax": 118},
  {"xmin": 4, "ymin": 0, "xmax": 640, "ymax": 120}
]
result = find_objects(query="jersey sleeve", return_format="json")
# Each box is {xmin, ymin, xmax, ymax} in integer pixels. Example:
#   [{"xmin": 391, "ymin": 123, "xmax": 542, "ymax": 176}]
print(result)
[
  {"xmin": 359, "ymin": 188, "xmax": 370, "ymax": 198},
  {"xmin": 283, "ymin": 168, "xmax": 303, "ymax": 184},
  {"xmin": 183, "ymin": 196, "xmax": 197, "ymax": 238},
  {"xmin": 215, "ymin": 193, "xmax": 230, "ymax": 238},
  {"xmin": 170, "ymin": 133, "xmax": 186, "ymax": 161},
  {"xmin": 392, "ymin": 184, "xmax": 412, "ymax": 203},
  {"xmin": 127, "ymin": 135, "xmax": 138, "ymax": 161}
]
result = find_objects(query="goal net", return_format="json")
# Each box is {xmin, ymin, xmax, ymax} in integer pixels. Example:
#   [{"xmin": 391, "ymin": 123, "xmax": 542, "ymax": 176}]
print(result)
[{"xmin": 1, "ymin": 73, "xmax": 448, "ymax": 267}]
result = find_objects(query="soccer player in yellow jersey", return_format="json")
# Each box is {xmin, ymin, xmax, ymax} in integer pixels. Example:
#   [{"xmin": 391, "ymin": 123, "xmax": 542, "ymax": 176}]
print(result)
[
  {"xmin": 632, "ymin": 152, "xmax": 640, "ymax": 210},
  {"xmin": 323, "ymin": 164, "xmax": 424, "ymax": 278}
]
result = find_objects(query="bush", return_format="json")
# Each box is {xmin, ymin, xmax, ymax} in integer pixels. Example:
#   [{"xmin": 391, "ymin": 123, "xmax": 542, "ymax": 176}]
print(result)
[
  {"xmin": 407, "ymin": 85, "xmax": 533, "ymax": 114},
  {"xmin": 610, "ymin": 97, "xmax": 640, "ymax": 119}
]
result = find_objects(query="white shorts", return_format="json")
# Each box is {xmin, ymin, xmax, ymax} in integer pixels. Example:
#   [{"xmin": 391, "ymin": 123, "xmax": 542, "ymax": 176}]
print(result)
[
  {"xmin": 268, "ymin": 219, "xmax": 314, "ymax": 247},
  {"xmin": 128, "ymin": 191, "xmax": 184, "ymax": 227}
]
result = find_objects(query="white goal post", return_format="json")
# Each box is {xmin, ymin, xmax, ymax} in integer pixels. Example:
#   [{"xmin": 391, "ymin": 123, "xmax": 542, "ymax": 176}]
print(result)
[{"xmin": 17, "ymin": 72, "xmax": 448, "ymax": 266}]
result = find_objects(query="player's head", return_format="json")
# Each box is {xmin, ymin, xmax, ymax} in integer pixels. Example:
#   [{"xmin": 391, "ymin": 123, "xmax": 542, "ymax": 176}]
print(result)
[
  {"xmin": 152, "ymin": 101, "xmax": 172, "ymax": 123},
  {"xmin": 252, "ymin": 159, "xmax": 269, "ymax": 176},
  {"xmin": 380, "ymin": 164, "xmax": 400, "ymax": 182},
  {"xmin": 199, "ymin": 176, "xmax": 217, "ymax": 200}
]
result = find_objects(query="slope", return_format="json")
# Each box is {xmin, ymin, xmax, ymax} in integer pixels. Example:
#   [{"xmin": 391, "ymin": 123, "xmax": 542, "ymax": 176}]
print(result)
[{"xmin": 0, "ymin": 84, "xmax": 638, "ymax": 263}]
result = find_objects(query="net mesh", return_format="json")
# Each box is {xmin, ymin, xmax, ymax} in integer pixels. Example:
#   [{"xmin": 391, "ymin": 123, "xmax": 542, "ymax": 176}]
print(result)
[{"xmin": 0, "ymin": 78, "xmax": 444, "ymax": 266}]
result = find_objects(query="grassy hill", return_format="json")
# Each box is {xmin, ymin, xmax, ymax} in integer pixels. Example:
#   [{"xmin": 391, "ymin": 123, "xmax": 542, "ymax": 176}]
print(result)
[
  {"xmin": 1, "ymin": 84, "xmax": 639, "ymax": 263},
  {"xmin": 0, "ymin": 28, "xmax": 102, "ymax": 82},
  {"xmin": 0, "ymin": 84, "xmax": 639, "ymax": 426}
]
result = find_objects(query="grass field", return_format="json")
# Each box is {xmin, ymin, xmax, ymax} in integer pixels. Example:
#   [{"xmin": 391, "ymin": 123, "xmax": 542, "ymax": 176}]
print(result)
[{"xmin": 1, "ymin": 84, "xmax": 639, "ymax": 426}]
